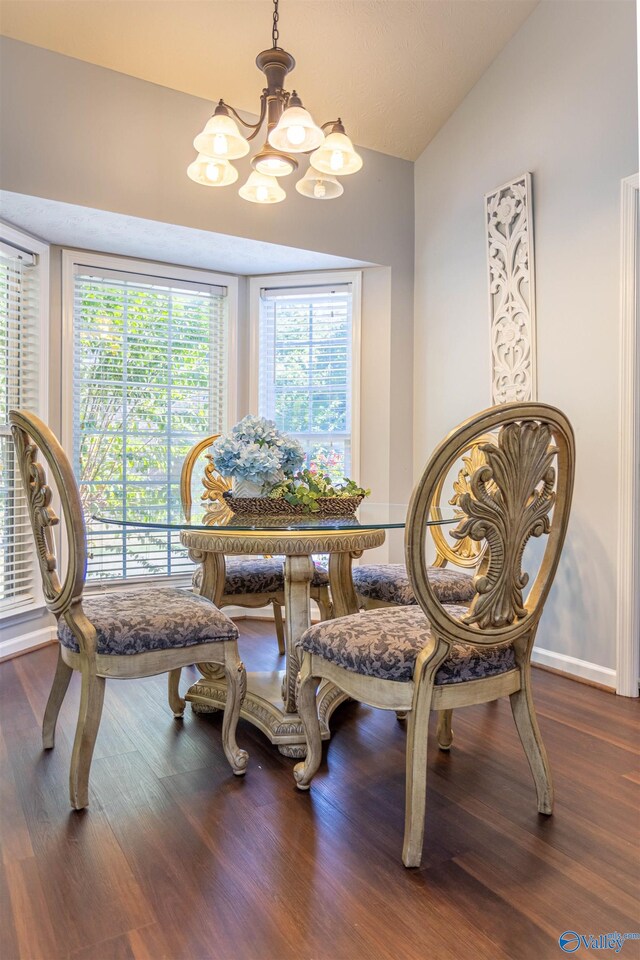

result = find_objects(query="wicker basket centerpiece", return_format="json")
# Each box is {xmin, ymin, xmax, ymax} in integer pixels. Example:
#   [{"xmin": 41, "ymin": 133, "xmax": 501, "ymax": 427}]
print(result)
[{"xmin": 223, "ymin": 492, "xmax": 365, "ymax": 519}]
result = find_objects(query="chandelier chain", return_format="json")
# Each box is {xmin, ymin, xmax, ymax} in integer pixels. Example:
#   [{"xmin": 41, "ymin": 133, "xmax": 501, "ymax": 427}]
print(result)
[{"xmin": 272, "ymin": 0, "xmax": 280, "ymax": 47}]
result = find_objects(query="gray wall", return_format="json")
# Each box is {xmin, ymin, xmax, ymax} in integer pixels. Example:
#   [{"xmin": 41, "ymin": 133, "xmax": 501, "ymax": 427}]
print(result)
[{"xmin": 413, "ymin": 0, "xmax": 638, "ymax": 671}]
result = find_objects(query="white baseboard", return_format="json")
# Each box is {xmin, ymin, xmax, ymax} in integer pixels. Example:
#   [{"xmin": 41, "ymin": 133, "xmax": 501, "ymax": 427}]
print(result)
[
  {"xmin": 532, "ymin": 645, "xmax": 616, "ymax": 689},
  {"xmin": 0, "ymin": 626, "xmax": 57, "ymax": 662}
]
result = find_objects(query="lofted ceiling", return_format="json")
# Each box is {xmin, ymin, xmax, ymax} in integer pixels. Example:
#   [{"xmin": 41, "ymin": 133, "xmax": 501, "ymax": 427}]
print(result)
[{"xmin": 0, "ymin": 0, "xmax": 537, "ymax": 161}]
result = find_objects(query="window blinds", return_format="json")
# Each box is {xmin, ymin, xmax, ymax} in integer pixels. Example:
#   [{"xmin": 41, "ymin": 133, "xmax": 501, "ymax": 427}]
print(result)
[
  {"xmin": 72, "ymin": 265, "xmax": 228, "ymax": 581},
  {"xmin": 258, "ymin": 284, "xmax": 353, "ymax": 480},
  {"xmin": 0, "ymin": 244, "xmax": 39, "ymax": 613}
]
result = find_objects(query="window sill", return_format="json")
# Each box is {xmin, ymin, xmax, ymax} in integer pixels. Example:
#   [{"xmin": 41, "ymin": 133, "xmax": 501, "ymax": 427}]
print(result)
[{"xmin": 0, "ymin": 601, "xmax": 49, "ymax": 628}]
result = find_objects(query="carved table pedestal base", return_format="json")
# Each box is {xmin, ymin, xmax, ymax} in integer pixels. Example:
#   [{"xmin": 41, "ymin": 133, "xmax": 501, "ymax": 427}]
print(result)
[
  {"xmin": 180, "ymin": 527, "xmax": 386, "ymax": 757},
  {"xmin": 186, "ymin": 672, "xmax": 350, "ymax": 757}
]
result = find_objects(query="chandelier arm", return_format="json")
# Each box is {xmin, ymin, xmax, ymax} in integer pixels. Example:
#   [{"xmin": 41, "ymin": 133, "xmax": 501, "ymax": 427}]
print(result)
[{"xmin": 224, "ymin": 95, "xmax": 267, "ymax": 136}]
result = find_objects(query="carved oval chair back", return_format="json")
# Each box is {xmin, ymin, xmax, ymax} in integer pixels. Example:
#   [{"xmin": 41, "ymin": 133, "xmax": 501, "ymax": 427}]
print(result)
[
  {"xmin": 180, "ymin": 434, "xmax": 332, "ymax": 658},
  {"xmin": 293, "ymin": 402, "xmax": 575, "ymax": 867},
  {"xmin": 9, "ymin": 410, "xmax": 249, "ymax": 810},
  {"xmin": 350, "ymin": 434, "xmax": 495, "ymax": 611}
]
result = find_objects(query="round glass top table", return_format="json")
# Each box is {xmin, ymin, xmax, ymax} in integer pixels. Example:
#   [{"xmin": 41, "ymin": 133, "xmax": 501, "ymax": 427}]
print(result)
[{"xmin": 95, "ymin": 504, "xmax": 459, "ymax": 757}]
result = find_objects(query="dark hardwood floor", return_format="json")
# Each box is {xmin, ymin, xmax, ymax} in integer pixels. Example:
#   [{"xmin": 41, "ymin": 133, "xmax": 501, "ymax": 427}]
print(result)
[{"xmin": 1, "ymin": 621, "xmax": 639, "ymax": 960}]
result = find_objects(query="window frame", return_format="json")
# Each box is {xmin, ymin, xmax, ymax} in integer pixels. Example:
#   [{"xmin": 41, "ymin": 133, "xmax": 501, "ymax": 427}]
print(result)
[
  {"xmin": 61, "ymin": 249, "xmax": 238, "ymax": 590},
  {"xmin": 248, "ymin": 270, "xmax": 362, "ymax": 485},
  {"xmin": 0, "ymin": 221, "xmax": 49, "ymax": 623}
]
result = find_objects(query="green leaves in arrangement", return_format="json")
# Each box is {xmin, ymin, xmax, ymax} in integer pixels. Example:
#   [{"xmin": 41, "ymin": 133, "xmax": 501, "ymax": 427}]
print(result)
[{"xmin": 268, "ymin": 468, "xmax": 370, "ymax": 512}]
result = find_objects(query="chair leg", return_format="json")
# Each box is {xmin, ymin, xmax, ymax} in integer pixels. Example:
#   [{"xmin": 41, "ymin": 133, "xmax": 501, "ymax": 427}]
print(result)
[
  {"xmin": 42, "ymin": 646, "xmax": 73, "ymax": 749},
  {"xmin": 510, "ymin": 671, "xmax": 554, "ymax": 815},
  {"xmin": 436, "ymin": 709, "xmax": 454, "ymax": 750},
  {"xmin": 273, "ymin": 601, "xmax": 286, "ymax": 656},
  {"xmin": 69, "ymin": 669, "xmax": 105, "ymax": 810},
  {"xmin": 315, "ymin": 587, "xmax": 333, "ymax": 622},
  {"xmin": 168, "ymin": 668, "xmax": 185, "ymax": 718},
  {"xmin": 402, "ymin": 685, "xmax": 434, "ymax": 868},
  {"xmin": 293, "ymin": 655, "xmax": 322, "ymax": 790},
  {"xmin": 221, "ymin": 642, "xmax": 249, "ymax": 776}
]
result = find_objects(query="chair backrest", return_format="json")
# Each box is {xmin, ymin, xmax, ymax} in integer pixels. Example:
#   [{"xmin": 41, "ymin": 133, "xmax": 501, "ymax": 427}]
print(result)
[
  {"xmin": 428, "ymin": 433, "xmax": 494, "ymax": 570},
  {"xmin": 9, "ymin": 410, "xmax": 87, "ymax": 618},
  {"xmin": 179, "ymin": 434, "xmax": 231, "ymax": 522},
  {"xmin": 406, "ymin": 403, "xmax": 575, "ymax": 648}
]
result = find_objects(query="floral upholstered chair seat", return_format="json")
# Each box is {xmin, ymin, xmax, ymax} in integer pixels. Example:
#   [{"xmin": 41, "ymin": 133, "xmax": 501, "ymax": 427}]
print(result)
[
  {"xmin": 352, "ymin": 563, "xmax": 475, "ymax": 606},
  {"xmin": 193, "ymin": 557, "xmax": 329, "ymax": 596},
  {"xmin": 58, "ymin": 588, "xmax": 239, "ymax": 656},
  {"xmin": 298, "ymin": 604, "xmax": 516, "ymax": 685}
]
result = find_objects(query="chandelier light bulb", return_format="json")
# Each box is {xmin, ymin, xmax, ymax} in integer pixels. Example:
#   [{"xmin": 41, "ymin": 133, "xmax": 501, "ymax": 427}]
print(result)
[
  {"xmin": 239, "ymin": 170, "xmax": 286, "ymax": 204},
  {"xmin": 329, "ymin": 150, "xmax": 344, "ymax": 172},
  {"xmin": 187, "ymin": 154, "xmax": 239, "ymax": 187},
  {"xmin": 206, "ymin": 162, "xmax": 221, "ymax": 182},
  {"xmin": 286, "ymin": 124, "xmax": 306, "ymax": 146},
  {"xmin": 310, "ymin": 127, "xmax": 363, "ymax": 176},
  {"xmin": 213, "ymin": 133, "xmax": 229, "ymax": 156},
  {"xmin": 295, "ymin": 168, "xmax": 344, "ymax": 200}
]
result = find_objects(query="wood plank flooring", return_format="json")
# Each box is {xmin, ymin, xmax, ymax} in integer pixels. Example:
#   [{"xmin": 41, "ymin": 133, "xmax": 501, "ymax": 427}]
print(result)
[{"xmin": 1, "ymin": 621, "xmax": 639, "ymax": 960}]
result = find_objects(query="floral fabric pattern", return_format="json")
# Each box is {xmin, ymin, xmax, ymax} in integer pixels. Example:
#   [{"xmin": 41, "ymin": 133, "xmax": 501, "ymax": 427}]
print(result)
[
  {"xmin": 352, "ymin": 563, "xmax": 475, "ymax": 606},
  {"xmin": 58, "ymin": 587, "xmax": 238, "ymax": 656},
  {"xmin": 298, "ymin": 604, "xmax": 516, "ymax": 684},
  {"xmin": 193, "ymin": 557, "xmax": 329, "ymax": 596}
]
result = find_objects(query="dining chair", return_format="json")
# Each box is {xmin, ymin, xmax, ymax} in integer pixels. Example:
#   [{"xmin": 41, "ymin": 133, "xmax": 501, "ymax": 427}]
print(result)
[
  {"xmin": 293, "ymin": 402, "xmax": 574, "ymax": 867},
  {"xmin": 9, "ymin": 410, "xmax": 249, "ymax": 810},
  {"xmin": 350, "ymin": 436, "xmax": 494, "ymax": 611},
  {"xmin": 180, "ymin": 434, "xmax": 333, "ymax": 656}
]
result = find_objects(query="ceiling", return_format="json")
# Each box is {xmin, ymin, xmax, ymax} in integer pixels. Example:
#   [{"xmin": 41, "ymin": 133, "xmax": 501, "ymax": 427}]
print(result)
[
  {"xmin": 0, "ymin": 0, "xmax": 538, "ymax": 161},
  {"xmin": 0, "ymin": 191, "xmax": 372, "ymax": 274}
]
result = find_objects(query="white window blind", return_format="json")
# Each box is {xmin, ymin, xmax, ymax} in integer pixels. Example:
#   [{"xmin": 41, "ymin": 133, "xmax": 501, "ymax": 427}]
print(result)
[
  {"xmin": 73, "ymin": 264, "xmax": 228, "ymax": 581},
  {"xmin": 0, "ymin": 243, "xmax": 40, "ymax": 613},
  {"xmin": 258, "ymin": 283, "xmax": 353, "ymax": 479}
]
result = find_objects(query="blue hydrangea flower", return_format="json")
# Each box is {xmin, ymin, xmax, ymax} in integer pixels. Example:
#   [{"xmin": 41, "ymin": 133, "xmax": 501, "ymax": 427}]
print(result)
[{"xmin": 210, "ymin": 417, "xmax": 304, "ymax": 491}]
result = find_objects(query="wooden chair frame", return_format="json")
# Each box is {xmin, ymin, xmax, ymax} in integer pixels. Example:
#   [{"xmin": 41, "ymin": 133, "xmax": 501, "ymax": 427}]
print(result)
[
  {"xmin": 180, "ymin": 434, "xmax": 333, "ymax": 656},
  {"xmin": 10, "ymin": 411, "xmax": 248, "ymax": 810},
  {"xmin": 293, "ymin": 402, "xmax": 575, "ymax": 867}
]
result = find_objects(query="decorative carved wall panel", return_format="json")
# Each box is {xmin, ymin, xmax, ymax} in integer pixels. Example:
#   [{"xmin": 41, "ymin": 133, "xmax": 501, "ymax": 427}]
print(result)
[{"xmin": 485, "ymin": 173, "xmax": 537, "ymax": 403}]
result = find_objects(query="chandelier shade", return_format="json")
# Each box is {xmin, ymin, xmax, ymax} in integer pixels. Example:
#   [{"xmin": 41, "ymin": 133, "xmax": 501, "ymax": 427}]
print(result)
[
  {"xmin": 187, "ymin": 154, "xmax": 240, "ymax": 187},
  {"xmin": 252, "ymin": 142, "xmax": 298, "ymax": 177},
  {"xmin": 269, "ymin": 95, "xmax": 325, "ymax": 153},
  {"xmin": 310, "ymin": 129, "xmax": 363, "ymax": 176},
  {"xmin": 239, "ymin": 171, "xmax": 286, "ymax": 204},
  {"xmin": 193, "ymin": 110, "xmax": 251, "ymax": 160},
  {"xmin": 295, "ymin": 169, "xmax": 344, "ymax": 200},
  {"xmin": 186, "ymin": 0, "xmax": 363, "ymax": 205}
]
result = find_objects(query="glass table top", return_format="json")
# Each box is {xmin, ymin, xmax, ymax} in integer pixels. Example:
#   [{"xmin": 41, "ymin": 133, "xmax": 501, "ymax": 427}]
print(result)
[{"xmin": 93, "ymin": 502, "xmax": 461, "ymax": 533}]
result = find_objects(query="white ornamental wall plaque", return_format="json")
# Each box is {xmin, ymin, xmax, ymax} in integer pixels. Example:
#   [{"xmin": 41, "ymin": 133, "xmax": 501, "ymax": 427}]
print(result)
[{"xmin": 485, "ymin": 173, "xmax": 537, "ymax": 403}]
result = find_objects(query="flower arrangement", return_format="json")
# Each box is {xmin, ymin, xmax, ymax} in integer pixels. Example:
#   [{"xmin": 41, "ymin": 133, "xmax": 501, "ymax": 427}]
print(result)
[
  {"xmin": 269, "ymin": 468, "xmax": 370, "ymax": 512},
  {"xmin": 210, "ymin": 416, "xmax": 305, "ymax": 494}
]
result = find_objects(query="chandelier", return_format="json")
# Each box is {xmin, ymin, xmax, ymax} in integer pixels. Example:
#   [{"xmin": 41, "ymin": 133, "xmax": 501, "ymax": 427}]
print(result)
[{"xmin": 187, "ymin": 0, "xmax": 363, "ymax": 204}]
